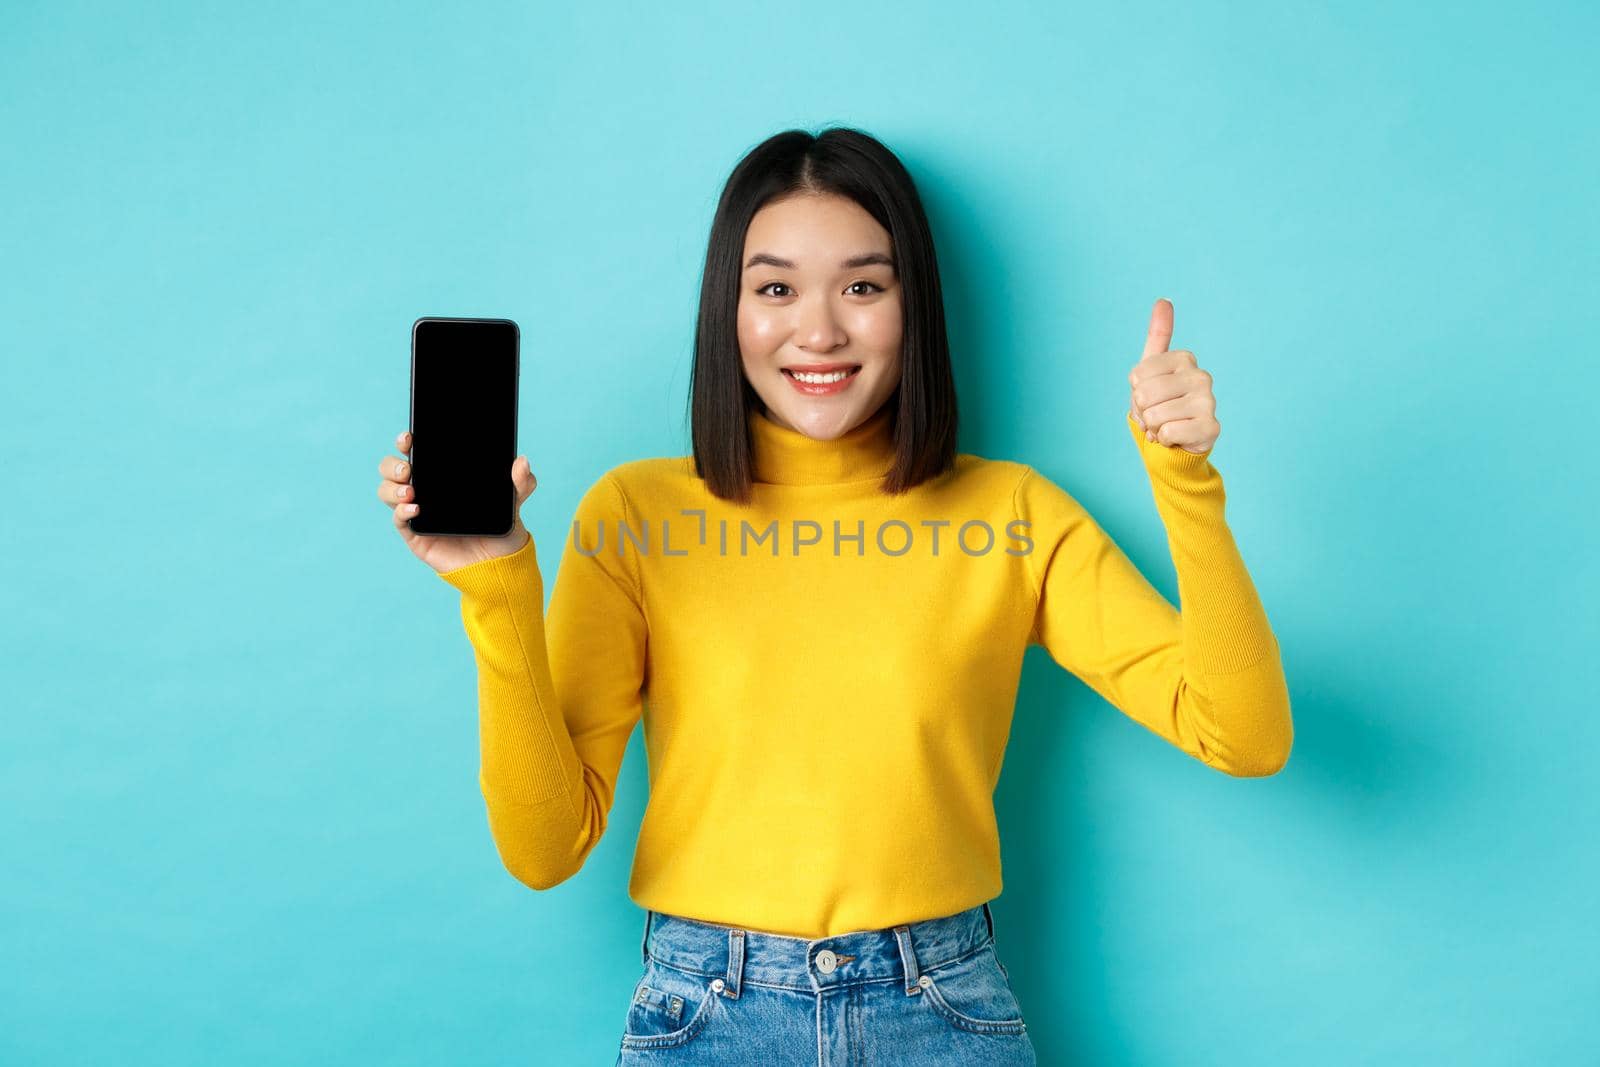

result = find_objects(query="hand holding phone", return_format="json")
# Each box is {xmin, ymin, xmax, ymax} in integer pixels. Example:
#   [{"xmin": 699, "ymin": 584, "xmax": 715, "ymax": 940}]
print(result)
[
  {"xmin": 377, "ymin": 316, "xmax": 533, "ymax": 574},
  {"xmin": 378, "ymin": 430, "xmax": 536, "ymax": 575}
]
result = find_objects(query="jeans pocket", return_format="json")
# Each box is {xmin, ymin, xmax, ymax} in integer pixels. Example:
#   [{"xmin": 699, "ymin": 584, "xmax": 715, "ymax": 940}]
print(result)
[
  {"xmin": 619, "ymin": 959, "xmax": 721, "ymax": 1051},
  {"xmin": 916, "ymin": 940, "xmax": 1029, "ymax": 1036}
]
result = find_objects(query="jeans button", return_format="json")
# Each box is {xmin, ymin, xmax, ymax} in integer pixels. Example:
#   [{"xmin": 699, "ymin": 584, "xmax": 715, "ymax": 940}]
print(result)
[{"xmin": 815, "ymin": 949, "xmax": 837, "ymax": 974}]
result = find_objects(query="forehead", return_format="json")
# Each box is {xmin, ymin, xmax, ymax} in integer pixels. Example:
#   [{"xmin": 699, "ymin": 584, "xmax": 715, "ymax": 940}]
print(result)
[{"xmin": 742, "ymin": 193, "xmax": 891, "ymax": 261}]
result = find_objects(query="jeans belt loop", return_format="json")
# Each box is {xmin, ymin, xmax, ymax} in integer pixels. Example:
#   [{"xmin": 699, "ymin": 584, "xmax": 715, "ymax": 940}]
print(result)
[{"xmin": 893, "ymin": 924, "xmax": 921, "ymax": 995}]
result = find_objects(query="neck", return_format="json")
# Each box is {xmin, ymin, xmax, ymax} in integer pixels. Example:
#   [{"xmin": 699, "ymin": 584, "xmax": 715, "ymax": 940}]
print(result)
[{"xmin": 748, "ymin": 404, "xmax": 896, "ymax": 485}]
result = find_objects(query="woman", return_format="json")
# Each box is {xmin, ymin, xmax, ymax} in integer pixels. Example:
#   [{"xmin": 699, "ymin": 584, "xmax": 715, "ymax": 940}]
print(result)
[{"xmin": 376, "ymin": 126, "xmax": 1292, "ymax": 1065}]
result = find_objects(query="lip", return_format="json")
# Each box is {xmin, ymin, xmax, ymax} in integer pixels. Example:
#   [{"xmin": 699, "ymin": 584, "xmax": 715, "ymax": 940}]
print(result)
[{"xmin": 781, "ymin": 362, "xmax": 861, "ymax": 373}]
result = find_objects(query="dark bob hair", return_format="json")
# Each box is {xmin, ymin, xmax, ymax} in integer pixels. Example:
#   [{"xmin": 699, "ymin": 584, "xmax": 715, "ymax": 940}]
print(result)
[{"xmin": 688, "ymin": 126, "xmax": 959, "ymax": 504}]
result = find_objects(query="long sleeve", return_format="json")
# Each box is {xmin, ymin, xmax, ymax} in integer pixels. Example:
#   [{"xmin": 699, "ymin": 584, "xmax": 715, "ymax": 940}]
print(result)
[
  {"xmin": 1015, "ymin": 413, "xmax": 1293, "ymax": 776},
  {"xmin": 436, "ymin": 472, "xmax": 648, "ymax": 887}
]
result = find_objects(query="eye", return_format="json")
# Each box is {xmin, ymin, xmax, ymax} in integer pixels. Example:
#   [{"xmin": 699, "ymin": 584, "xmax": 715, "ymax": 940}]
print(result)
[{"xmin": 754, "ymin": 281, "xmax": 887, "ymax": 298}]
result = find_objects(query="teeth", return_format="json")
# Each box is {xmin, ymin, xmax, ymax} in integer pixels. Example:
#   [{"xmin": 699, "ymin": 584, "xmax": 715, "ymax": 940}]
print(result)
[{"xmin": 789, "ymin": 368, "xmax": 854, "ymax": 383}]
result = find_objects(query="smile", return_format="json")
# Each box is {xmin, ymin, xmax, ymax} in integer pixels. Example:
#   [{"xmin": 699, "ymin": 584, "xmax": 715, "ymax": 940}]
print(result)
[{"xmin": 781, "ymin": 365, "xmax": 862, "ymax": 395}]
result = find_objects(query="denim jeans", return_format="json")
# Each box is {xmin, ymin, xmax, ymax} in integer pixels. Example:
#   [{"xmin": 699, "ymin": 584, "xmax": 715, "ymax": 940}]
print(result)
[{"xmin": 614, "ymin": 900, "xmax": 1036, "ymax": 1065}]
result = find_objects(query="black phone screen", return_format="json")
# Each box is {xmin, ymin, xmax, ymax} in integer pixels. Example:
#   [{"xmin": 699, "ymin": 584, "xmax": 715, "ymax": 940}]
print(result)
[{"xmin": 408, "ymin": 317, "xmax": 520, "ymax": 537}]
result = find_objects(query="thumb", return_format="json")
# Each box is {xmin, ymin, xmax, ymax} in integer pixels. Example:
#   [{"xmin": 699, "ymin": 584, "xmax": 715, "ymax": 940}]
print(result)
[
  {"xmin": 512, "ymin": 456, "xmax": 538, "ymax": 506},
  {"xmin": 1142, "ymin": 297, "xmax": 1174, "ymax": 360}
]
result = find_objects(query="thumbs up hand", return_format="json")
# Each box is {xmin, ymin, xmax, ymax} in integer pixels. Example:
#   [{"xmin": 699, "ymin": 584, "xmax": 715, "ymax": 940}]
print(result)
[{"xmin": 1127, "ymin": 298, "xmax": 1220, "ymax": 456}]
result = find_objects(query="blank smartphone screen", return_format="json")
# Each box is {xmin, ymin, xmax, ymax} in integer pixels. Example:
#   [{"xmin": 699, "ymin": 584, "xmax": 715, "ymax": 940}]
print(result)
[{"xmin": 408, "ymin": 317, "xmax": 520, "ymax": 537}]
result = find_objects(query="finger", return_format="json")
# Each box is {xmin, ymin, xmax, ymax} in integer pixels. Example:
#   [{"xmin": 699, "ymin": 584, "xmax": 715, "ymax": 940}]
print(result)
[
  {"xmin": 1138, "ymin": 349, "xmax": 1197, "ymax": 379},
  {"xmin": 512, "ymin": 456, "xmax": 538, "ymax": 505},
  {"xmin": 1132, "ymin": 370, "xmax": 1189, "ymax": 420},
  {"xmin": 1130, "ymin": 359, "xmax": 1184, "ymax": 431},
  {"xmin": 1142, "ymin": 393, "xmax": 1209, "ymax": 442},
  {"xmin": 392, "ymin": 496, "xmax": 419, "ymax": 528},
  {"xmin": 1142, "ymin": 297, "xmax": 1173, "ymax": 360},
  {"xmin": 1140, "ymin": 395, "xmax": 1186, "ymax": 438},
  {"xmin": 1153, "ymin": 416, "xmax": 1211, "ymax": 450},
  {"xmin": 1158, "ymin": 415, "xmax": 1196, "ymax": 447},
  {"xmin": 376, "ymin": 475, "xmax": 416, "ymax": 505},
  {"xmin": 377, "ymin": 455, "xmax": 411, "ymax": 482}
]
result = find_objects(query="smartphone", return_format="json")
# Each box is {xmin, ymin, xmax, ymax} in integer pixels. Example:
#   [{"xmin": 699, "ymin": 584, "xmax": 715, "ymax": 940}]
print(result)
[{"xmin": 408, "ymin": 317, "xmax": 520, "ymax": 537}]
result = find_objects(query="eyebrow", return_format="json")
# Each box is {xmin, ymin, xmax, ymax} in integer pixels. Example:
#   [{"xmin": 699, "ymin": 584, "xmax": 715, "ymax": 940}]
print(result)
[{"xmin": 743, "ymin": 252, "xmax": 896, "ymax": 272}]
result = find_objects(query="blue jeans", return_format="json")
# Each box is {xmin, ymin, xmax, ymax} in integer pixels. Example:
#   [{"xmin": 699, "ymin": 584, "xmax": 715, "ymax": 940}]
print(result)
[{"xmin": 614, "ymin": 901, "xmax": 1037, "ymax": 1065}]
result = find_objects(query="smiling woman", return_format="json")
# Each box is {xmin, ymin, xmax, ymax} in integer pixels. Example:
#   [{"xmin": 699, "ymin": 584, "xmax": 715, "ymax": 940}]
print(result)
[
  {"xmin": 737, "ymin": 194, "xmax": 902, "ymax": 426},
  {"xmin": 407, "ymin": 124, "xmax": 1291, "ymax": 1067},
  {"xmin": 689, "ymin": 127, "xmax": 960, "ymax": 504}
]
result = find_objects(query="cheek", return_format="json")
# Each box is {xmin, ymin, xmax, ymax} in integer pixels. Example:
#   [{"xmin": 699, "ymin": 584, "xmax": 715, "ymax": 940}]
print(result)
[
  {"xmin": 737, "ymin": 301, "xmax": 782, "ymax": 346},
  {"xmin": 854, "ymin": 305, "xmax": 902, "ymax": 355}
]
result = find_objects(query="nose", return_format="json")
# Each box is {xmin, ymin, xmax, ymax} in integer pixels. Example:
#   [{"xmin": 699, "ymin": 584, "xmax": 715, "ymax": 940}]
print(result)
[{"xmin": 796, "ymin": 297, "xmax": 847, "ymax": 352}]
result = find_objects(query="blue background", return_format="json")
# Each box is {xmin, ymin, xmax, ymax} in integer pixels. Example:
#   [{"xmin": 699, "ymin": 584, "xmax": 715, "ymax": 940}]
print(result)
[{"xmin": 4, "ymin": 2, "xmax": 1594, "ymax": 1063}]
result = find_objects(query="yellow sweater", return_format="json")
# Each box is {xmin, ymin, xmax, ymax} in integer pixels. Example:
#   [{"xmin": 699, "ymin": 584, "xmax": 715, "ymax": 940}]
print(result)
[{"xmin": 438, "ymin": 404, "xmax": 1292, "ymax": 938}]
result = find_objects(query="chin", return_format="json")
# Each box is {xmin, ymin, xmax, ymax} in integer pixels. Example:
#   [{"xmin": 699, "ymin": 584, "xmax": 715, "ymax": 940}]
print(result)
[{"xmin": 786, "ymin": 403, "xmax": 877, "ymax": 439}]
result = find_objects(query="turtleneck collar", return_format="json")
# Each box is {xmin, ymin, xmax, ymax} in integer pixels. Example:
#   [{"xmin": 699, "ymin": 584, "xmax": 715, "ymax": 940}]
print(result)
[{"xmin": 748, "ymin": 403, "xmax": 897, "ymax": 485}]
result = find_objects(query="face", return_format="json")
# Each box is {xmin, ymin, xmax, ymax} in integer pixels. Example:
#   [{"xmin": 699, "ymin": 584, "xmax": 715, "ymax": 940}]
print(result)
[{"xmin": 737, "ymin": 192, "xmax": 903, "ymax": 438}]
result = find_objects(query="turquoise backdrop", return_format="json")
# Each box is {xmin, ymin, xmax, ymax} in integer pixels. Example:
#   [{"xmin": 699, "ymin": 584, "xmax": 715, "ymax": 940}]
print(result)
[{"xmin": 3, "ymin": 1, "xmax": 1593, "ymax": 1063}]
